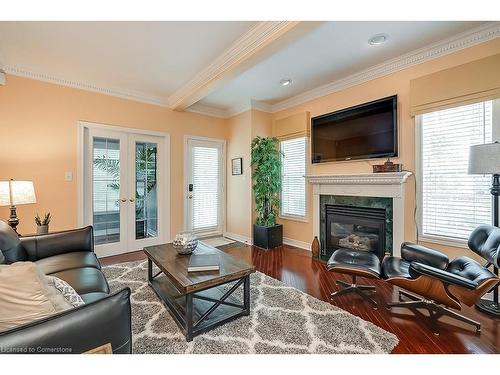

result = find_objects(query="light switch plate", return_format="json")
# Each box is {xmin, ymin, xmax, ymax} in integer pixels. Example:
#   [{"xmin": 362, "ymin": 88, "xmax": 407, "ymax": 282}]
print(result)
[{"xmin": 64, "ymin": 171, "xmax": 73, "ymax": 181}]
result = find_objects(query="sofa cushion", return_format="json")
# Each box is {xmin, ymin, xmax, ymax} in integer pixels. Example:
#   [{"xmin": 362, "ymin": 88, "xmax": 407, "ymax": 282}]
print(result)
[
  {"xmin": 0, "ymin": 221, "xmax": 27, "ymax": 263},
  {"xmin": 20, "ymin": 226, "xmax": 94, "ymax": 261},
  {"xmin": 35, "ymin": 251, "xmax": 100, "ymax": 275},
  {"xmin": 0, "ymin": 262, "xmax": 57, "ymax": 332},
  {"xmin": 48, "ymin": 267, "xmax": 109, "ymax": 295},
  {"xmin": 80, "ymin": 292, "xmax": 109, "ymax": 304}
]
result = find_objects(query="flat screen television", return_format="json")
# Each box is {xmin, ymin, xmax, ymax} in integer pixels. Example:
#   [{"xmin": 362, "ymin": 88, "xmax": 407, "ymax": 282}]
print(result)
[{"xmin": 311, "ymin": 95, "xmax": 398, "ymax": 163}]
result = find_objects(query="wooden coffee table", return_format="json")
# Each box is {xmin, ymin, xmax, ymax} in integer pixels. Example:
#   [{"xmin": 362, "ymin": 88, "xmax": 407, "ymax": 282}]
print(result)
[{"xmin": 143, "ymin": 242, "xmax": 255, "ymax": 341}]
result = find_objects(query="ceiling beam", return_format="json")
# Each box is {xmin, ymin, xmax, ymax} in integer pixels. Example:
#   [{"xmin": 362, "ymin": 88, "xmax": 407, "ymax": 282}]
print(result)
[{"xmin": 168, "ymin": 21, "xmax": 317, "ymax": 111}]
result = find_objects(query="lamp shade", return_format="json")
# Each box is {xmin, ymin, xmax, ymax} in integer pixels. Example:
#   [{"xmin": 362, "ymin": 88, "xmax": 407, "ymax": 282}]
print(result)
[
  {"xmin": 468, "ymin": 142, "xmax": 500, "ymax": 175},
  {"xmin": 0, "ymin": 180, "xmax": 37, "ymax": 206}
]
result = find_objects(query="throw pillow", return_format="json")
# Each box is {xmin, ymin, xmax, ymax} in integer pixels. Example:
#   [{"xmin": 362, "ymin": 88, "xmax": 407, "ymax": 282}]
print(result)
[
  {"xmin": 0, "ymin": 262, "xmax": 57, "ymax": 332},
  {"xmin": 46, "ymin": 275, "xmax": 85, "ymax": 308},
  {"xmin": 36, "ymin": 268, "xmax": 74, "ymax": 312}
]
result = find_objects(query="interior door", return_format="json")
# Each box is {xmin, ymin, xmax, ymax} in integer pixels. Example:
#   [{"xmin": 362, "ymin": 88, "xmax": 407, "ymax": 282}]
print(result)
[
  {"xmin": 83, "ymin": 126, "xmax": 168, "ymax": 258},
  {"xmin": 88, "ymin": 128, "xmax": 128, "ymax": 257},
  {"xmin": 185, "ymin": 137, "xmax": 224, "ymax": 236}
]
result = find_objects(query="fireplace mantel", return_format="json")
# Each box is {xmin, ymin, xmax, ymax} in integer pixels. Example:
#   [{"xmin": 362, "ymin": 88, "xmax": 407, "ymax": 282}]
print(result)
[
  {"xmin": 308, "ymin": 172, "xmax": 413, "ymax": 257},
  {"xmin": 307, "ymin": 172, "xmax": 412, "ymax": 185}
]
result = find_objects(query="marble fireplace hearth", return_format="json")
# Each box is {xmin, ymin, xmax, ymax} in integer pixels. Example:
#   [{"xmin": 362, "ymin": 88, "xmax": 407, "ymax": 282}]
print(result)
[{"xmin": 307, "ymin": 172, "xmax": 412, "ymax": 259}]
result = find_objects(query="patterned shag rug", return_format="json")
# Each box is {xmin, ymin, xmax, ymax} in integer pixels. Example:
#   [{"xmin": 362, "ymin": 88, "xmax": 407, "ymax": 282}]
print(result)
[{"xmin": 102, "ymin": 260, "xmax": 398, "ymax": 354}]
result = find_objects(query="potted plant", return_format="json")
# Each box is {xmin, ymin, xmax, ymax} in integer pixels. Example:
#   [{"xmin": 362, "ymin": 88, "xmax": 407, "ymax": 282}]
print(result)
[
  {"xmin": 251, "ymin": 136, "xmax": 283, "ymax": 249},
  {"xmin": 35, "ymin": 212, "xmax": 51, "ymax": 235}
]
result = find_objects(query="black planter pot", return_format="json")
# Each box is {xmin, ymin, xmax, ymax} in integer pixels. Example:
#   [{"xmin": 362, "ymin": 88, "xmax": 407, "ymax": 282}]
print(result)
[{"xmin": 253, "ymin": 224, "xmax": 283, "ymax": 249}]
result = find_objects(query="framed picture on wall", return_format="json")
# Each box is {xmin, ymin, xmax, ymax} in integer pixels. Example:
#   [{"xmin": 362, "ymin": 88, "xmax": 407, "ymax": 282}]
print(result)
[{"xmin": 232, "ymin": 157, "xmax": 243, "ymax": 175}]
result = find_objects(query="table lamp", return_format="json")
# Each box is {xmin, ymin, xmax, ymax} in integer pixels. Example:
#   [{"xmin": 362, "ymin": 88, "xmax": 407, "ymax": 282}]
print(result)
[
  {"xmin": 469, "ymin": 141, "xmax": 500, "ymax": 316},
  {"xmin": 0, "ymin": 179, "xmax": 37, "ymax": 234}
]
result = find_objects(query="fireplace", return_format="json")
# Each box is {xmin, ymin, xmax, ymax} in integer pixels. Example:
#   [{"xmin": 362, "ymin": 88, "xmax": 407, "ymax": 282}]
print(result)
[
  {"xmin": 324, "ymin": 204, "xmax": 386, "ymax": 261},
  {"xmin": 309, "ymin": 172, "xmax": 411, "ymax": 258}
]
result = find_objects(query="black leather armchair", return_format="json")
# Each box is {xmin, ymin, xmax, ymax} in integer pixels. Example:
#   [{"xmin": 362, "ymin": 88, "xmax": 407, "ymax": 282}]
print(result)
[
  {"xmin": 468, "ymin": 225, "xmax": 500, "ymax": 315},
  {"xmin": 382, "ymin": 231, "xmax": 500, "ymax": 334},
  {"xmin": 0, "ymin": 221, "xmax": 132, "ymax": 353}
]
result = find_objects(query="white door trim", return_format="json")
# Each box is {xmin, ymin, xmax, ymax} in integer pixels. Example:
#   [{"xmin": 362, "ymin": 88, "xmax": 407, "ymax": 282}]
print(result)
[
  {"xmin": 183, "ymin": 135, "xmax": 226, "ymax": 237},
  {"xmin": 77, "ymin": 121, "xmax": 170, "ymax": 257}
]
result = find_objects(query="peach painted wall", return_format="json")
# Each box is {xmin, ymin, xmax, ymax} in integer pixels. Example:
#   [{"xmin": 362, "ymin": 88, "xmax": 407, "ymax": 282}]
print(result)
[
  {"xmin": 226, "ymin": 110, "xmax": 252, "ymax": 238},
  {"xmin": 225, "ymin": 109, "xmax": 273, "ymax": 240},
  {"xmin": 0, "ymin": 75, "xmax": 228, "ymax": 238},
  {"xmin": 272, "ymin": 38, "xmax": 500, "ymax": 259}
]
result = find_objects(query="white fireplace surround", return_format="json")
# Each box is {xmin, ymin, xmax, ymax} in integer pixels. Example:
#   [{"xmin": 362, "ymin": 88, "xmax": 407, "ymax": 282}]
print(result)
[{"xmin": 307, "ymin": 172, "xmax": 413, "ymax": 257}]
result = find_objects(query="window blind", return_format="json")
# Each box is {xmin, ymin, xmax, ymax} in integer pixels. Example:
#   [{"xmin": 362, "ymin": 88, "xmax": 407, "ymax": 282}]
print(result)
[
  {"xmin": 281, "ymin": 137, "xmax": 307, "ymax": 218},
  {"xmin": 420, "ymin": 101, "xmax": 493, "ymax": 241},
  {"xmin": 92, "ymin": 137, "xmax": 121, "ymax": 244},
  {"xmin": 192, "ymin": 146, "xmax": 220, "ymax": 231},
  {"xmin": 410, "ymin": 53, "xmax": 500, "ymax": 116}
]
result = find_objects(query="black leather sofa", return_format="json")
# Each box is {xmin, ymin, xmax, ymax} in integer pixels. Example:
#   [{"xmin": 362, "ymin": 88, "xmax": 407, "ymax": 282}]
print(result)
[{"xmin": 0, "ymin": 221, "xmax": 132, "ymax": 354}]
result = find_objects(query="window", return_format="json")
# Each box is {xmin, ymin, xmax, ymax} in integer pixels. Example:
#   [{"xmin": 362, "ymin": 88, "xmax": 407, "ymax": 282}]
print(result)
[
  {"xmin": 280, "ymin": 137, "xmax": 307, "ymax": 219},
  {"xmin": 418, "ymin": 100, "xmax": 498, "ymax": 243}
]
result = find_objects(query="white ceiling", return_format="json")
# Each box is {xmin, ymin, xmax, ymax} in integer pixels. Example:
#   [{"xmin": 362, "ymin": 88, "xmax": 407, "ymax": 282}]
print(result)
[
  {"xmin": 0, "ymin": 21, "xmax": 492, "ymax": 114},
  {"xmin": 0, "ymin": 21, "xmax": 255, "ymax": 102},
  {"xmin": 198, "ymin": 21, "xmax": 486, "ymax": 110}
]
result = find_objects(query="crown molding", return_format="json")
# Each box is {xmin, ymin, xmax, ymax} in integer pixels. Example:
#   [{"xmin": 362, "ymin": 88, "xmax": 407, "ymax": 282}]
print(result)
[
  {"xmin": 168, "ymin": 21, "xmax": 300, "ymax": 110},
  {"xmin": 270, "ymin": 22, "xmax": 500, "ymax": 113},
  {"xmin": 3, "ymin": 64, "xmax": 169, "ymax": 107},
  {"xmin": 3, "ymin": 22, "xmax": 498, "ymax": 120}
]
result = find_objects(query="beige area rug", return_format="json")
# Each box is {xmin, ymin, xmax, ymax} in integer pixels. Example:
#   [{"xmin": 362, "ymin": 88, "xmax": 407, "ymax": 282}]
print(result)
[{"xmin": 102, "ymin": 260, "xmax": 399, "ymax": 354}]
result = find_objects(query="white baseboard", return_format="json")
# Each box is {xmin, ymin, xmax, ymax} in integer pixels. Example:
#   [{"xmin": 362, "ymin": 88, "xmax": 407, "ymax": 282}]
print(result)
[
  {"xmin": 223, "ymin": 231, "xmax": 253, "ymax": 245},
  {"xmin": 283, "ymin": 237, "xmax": 311, "ymax": 251}
]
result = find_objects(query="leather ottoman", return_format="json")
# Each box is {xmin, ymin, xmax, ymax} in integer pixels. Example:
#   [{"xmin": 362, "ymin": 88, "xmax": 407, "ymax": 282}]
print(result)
[{"xmin": 327, "ymin": 248, "xmax": 382, "ymax": 308}]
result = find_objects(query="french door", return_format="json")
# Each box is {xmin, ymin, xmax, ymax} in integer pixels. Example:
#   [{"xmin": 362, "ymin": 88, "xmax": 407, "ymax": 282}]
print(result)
[
  {"xmin": 185, "ymin": 137, "xmax": 225, "ymax": 237},
  {"xmin": 82, "ymin": 125, "xmax": 168, "ymax": 258}
]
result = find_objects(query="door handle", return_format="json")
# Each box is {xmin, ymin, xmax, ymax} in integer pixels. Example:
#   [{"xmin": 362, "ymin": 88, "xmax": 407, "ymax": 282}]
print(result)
[
  {"xmin": 129, "ymin": 198, "xmax": 135, "ymax": 202},
  {"xmin": 116, "ymin": 198, "xmax": 127, "ymax": 203},
  {"xmin": 188, "ymin": 183, "xmax": 193, "ymax": 199}
]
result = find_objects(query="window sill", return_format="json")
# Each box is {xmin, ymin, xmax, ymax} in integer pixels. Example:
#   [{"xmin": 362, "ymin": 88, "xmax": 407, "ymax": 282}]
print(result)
[
  {"xmin": 279, "ymin": 214, "xmax": 308, "ymax": 223},
  {"xmin": 417, "ymin": 234, "xmax": 468, "ymax": 249}
]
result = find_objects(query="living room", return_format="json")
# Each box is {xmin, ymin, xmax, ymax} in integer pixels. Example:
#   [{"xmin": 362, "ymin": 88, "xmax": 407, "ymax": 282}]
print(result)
[{"xmin": 1, "ymin": 0, "xmax": 499, "ymax": 371}]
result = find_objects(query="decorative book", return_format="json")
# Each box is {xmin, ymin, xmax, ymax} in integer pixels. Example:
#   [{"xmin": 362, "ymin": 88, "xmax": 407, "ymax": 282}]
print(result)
[{"xmin": 187, "ymin": 254, "xmax": 220, "ymax": 272}]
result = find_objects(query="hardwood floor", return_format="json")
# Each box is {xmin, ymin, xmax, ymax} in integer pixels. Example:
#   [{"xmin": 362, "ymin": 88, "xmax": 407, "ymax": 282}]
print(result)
[{"xmin": 100, "ymin": 243, "xmax": 500, "ymax": 354}]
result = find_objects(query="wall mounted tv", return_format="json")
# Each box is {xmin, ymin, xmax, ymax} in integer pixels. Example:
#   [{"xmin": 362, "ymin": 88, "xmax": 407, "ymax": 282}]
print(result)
[{"xmin": 311, "ymin": 95, "xmax": 398, "ymax": 163}]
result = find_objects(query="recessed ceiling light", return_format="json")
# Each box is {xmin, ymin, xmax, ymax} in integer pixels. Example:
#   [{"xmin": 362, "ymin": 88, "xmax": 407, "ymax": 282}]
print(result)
[
  {"xmin": 368, "ymin": 34, "xmax": 388, "ymax": 46},
  {"xmin": 280, "ymin": 78, "xmax": 293, "ymax": 87}
]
